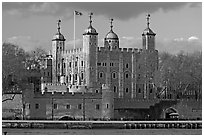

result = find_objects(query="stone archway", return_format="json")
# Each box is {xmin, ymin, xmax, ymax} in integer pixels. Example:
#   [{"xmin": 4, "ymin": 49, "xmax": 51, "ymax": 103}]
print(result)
[{"xmin": 164, "ymin": 107, "xmax": 179, "ymax": 119}]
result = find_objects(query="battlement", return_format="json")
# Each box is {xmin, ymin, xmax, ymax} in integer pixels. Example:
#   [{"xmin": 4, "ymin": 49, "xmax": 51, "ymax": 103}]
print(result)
[
  {"xmin": 64, "ymin": 48, "xmax": 82, "ymax": 54},
  {"xmin": 97, "ymin": 47, "xmax": 106, "ymax": 52},
  {"xmin": 34, "ymin": 90, "xmax": 102, "ymax": 99},
  {"xmin": 119, "ymin": 48, "xmax": 141, "ymax": 53}
]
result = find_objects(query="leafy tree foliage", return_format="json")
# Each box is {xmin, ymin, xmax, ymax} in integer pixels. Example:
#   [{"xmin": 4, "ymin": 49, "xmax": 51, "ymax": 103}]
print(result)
[
  {"xmin": 155, "ymin": 51, "xmax": 202, "ymax": 97},
  {"xmin": 2, "ymin": 43, "xmax": 47, "ymax": 93}
]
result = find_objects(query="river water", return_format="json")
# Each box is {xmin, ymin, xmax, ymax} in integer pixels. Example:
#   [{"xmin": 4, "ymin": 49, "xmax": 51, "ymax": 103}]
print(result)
[{"xmin": 2, "ymin": 128, "xmax": 202, "ymax": 135}]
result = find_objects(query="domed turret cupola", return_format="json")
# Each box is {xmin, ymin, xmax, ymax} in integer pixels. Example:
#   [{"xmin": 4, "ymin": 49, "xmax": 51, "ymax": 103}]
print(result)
[
  {"xmin": 83, "ymin": 13, "xmax": 98, "ymax": 35},
  {"xmin": 52, "ymin": 20, "xmax": 66, "ymax": 41},
  {"xmin": 104, "ymin": 18, "xmax": 119, "ymax": 50},
  {"xmin": 51, "ymin": 19, "xmax": 66, "ymax": 84},
  {"xmin": 142, "ymin": 14, "xmax": 156, "ymax": 51}
]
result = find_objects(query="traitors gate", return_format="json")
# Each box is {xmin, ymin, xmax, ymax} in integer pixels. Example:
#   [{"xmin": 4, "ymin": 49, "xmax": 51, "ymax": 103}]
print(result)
[{"xmin": 2, "ymin": 120, "xmax": 202, "ymax": 129}]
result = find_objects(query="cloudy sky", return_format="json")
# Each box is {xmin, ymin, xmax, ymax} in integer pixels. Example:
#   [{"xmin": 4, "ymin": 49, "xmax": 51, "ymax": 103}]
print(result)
[{"xmin": 2, "ymin": 2, "xmax": 202, "ymax": 54}]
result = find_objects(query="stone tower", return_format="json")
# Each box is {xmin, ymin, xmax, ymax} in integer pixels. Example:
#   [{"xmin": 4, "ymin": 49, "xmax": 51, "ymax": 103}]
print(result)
[
  {"xmin": 101, "ymin": 84, "xmax": 114, "ymax": 119},
  {"xmin": 104, "ymin": 18, "xmax": 119, "ymax": 50},
  {"xmin": 83, "ymin": 13, "xmax": 98, "ymax": 88},
  {"xmin": 140, "ymin": 14, "xmax": 158, "ymax": 99},
  {"xmin": 51, "ymin": 20, "xmax": 66, "ymax": 83},
  {"xmin": 142, "ymin": 14, "xmax": 156, "ymax": 51}
]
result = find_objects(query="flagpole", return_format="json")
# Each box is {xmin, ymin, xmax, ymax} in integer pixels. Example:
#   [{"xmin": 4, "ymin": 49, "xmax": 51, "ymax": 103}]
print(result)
[{"xmin": 74, "ymin": 11, "xmax": 76, "ymax": 49}]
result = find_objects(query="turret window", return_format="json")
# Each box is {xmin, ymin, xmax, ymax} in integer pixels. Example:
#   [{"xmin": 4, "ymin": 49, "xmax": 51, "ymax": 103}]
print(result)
[
  {"xmin": 69, "ymin": 62, "xmax": 72, "ymax": 67},
  {"xmin": 99, "ymin": 72, "xmax": 103, "ymax": 78},
  {"xmin": 81, "ymin": 73, "xmax": 84, "ymax": 80},
  {"xmin": 66, "ymin": 104, "xmax": 71, "ymax": 109},
  {"xmin": 35, "ymin": 104, "xmax": 39, "ymax": 109},
  {"xmin": 81, "ymin": 61, "xmax": 83, "ymax": 66},
  {"xmin": 96, "ymin": 104, "xmax": 100, "ymax": 110},
  {"xmin": 78, "ymin": 104, "xmax": 82, "ymax": 109},
  {"xmin": 54, "ymin": 104, "xmax": 58, "ymax": 109},
  {"xmin": 125, "ymin": 73, "xmax": 129, "ymax": 79},
  {"xmin": 114, "ymin": 86, "xmax": 117, "ymax": 93},
  {"xmin": 126, "ymin": 88, "xmax": 129, "ymax": 93},
  {"xmin": 112, "ymin": 72, "xmax": 117, "ymax": 79},
  {"xmin": 126, "ymin": 63, "xmax": 129, "ymax": 68},
  {"xmin": 138, "ymin": 88, "xmax": 141, "ymax": 93},
  {"xmin": 75, "ymin": 61, "xmax": 77, "ymax": 67}
]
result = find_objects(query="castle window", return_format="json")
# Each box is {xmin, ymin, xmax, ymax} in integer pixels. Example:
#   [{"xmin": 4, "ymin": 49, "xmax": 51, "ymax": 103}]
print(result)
[
  {"xmin": 63, "ymin": 63, "xmax": 66, "ymax": 68},
  {"xmin": 106, "ymin": 104, "xmax": 109, "ymax": 109},
  {"xmin": 138, "ymin": 74, "xmax": 141, "ymax": 80},
  {"xmin": 58, "ymin": 63, "xmax": 60, "ymax": 69},
  {"xmin": 126, "ymin": 63, "xmax": 129, "ymax": 68},
  {"xmin": 114, "ymin": 86, "xmax": 117, "ymax": 93},
  {"xmin": 75, "ymin": 61, "xmax": 77, "ymax": 67},
  {"xmin": 54, "ymin": 104, "xmax": 58, "ymax": 109},
  {"xmin": 75, "ymin": 74, "xmax": 77, "ymax": 81},
  {"xmin": 69, "ymin": 74, "xmax": 71, "ymax": 81},
  {"xmin": 97, "ymin": 62, "xmax": 101, "ymax": 66},
  {"xmin": 47, "ymin": 72, "xmax": 49, "ymax": 76},
  {"xmin": 81, "ymin": 61, "xmax": 83, "ymax": 66},
  {"xmin": 66, "ymin": 104, "xmax": 71, "ymax": 109},
  {"xmin": 78, "ymin": 104, "xmax": 82, "ymax": 109},
  {"xmin": 125, "ymin": 73, "xmax": 129, "ymax": 79},
  {"xmin": 112, "ymin": 72, "xmax": 117, "ymax": 79},
  {"xmin": 99, "ymin": 72, "xmax": 103, "ymax": 78},
  {"xmin": 58, "ymin": 76, "xmax": 60, "ymax": 82},
  {"xmin": 35, "ymin": 104, "xmax": 39, "ymax": 109},
  {"xmin": 126, "ymin": 88, "xmax": 129, "ymax": 93},
  {"xmin": 44, "ymin": 87, "xmax": 48, "ymax": 92},
  {"xmin": 69, "ymin": 62, "xmax": 72, "ymax": 67},
  {"xmin": 96, "ymin": 104, "xmax": 100, "ymax": 110},
  {"xmin": 95, "ymin": 90, "xmax": 99, "ymax": 93},
  {"xmin": 81, "ymin": 73, "xmax": 84, "ymax": 80},
  {"xmin": 66, "ymin": 76, "xmax": 69, "ymax": 83},
  {"xmin": 138, "ymin": 88, "xmax": 141, "ymax": 93},
  {"xmin": 150, "ymin": 88, "xmax": 153, "ymax": 93}
]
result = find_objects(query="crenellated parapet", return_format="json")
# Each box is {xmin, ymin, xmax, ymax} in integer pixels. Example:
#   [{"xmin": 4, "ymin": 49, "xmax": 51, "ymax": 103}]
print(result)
[
  {"xmin": 63, "ymin": 48, "xmax": 83, "ymax": 55},
  {"xmin": 34, "ymin": 90, "xmax": 102, "ymax": 99}
]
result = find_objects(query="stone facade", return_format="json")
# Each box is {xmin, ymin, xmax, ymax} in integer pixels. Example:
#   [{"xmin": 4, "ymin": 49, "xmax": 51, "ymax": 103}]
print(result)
[{"xmin": 24, "ymin": 14, "xmax": 201, "ymax": 120}]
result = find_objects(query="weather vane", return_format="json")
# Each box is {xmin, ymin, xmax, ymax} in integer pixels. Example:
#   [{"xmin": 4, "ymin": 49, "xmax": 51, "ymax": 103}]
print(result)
[
  {"xmin": 57, "ymin": 19, "xmax": 61, "ymax": 33},
  {"xmin": 146, "ymin": 14, "xmax": 150, "ymax": 28},
  {"xmin": 110, "ymin": 18, "xmax": 113, "ymax": 30},
  {"xmin": 89, "ymin": 12, "xmax": 93, "ymax": 26}
]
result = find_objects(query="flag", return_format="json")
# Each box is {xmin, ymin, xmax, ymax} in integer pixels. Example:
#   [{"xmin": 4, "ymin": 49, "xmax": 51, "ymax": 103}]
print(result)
[{"xmin": 75, "ymin": 11, "xmax": 82, "ymax": 16}]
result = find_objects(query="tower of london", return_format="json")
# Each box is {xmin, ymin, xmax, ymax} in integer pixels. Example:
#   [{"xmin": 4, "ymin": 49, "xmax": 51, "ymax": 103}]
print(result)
[
  {"xmin": 41, "ymin": 13, "xmax": 158, "ymax": 100},
  {"xmin": 24, "ymin": 13, "xmax": 162, "ymax": 120}
]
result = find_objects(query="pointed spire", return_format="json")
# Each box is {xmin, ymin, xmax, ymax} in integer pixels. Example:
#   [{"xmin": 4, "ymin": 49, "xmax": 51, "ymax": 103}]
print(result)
[
  {"xmin": 89, "ymin": 12, "xmax": 93, "ymax": 26},
  {"xmin": 110, "ymin": 18, "xmax": 113, "ymax": 31},
  {"xmin": 146, "ymin": 14, "xmax": 150, "ymax": 28},
  {"xmin": 57, "ymin": 19, "xmax": 61, "ymax": 33}
]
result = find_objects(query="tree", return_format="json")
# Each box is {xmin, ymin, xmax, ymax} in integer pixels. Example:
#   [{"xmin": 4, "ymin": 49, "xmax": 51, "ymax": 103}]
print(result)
[
  {"xmin": 155, "ymin": 51, "xmax": 202, "ymax": 98},
  {"xmin": 2, "ymin": 43, "xmax": 28, "ymax": 93},
  {"xmin": 2, "ymin": 43, "xmax": 48, "ymax": 93}
]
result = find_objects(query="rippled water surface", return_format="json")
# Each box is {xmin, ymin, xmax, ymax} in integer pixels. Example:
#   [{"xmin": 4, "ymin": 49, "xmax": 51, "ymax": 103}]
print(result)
[{"xmin": 2, "ymin": 128, "xmax": 202, "ymax": 135}]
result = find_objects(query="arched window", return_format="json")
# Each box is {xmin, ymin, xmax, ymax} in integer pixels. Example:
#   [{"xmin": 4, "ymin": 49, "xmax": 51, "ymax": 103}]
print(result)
[
  {"xmin": 75, "ymin": 74, "xmax": 77, "ymax": 81},
  {"xmin": 138, "ymin": 88, "xmax": 141, "ymax": 93},
  {"xmin": 114, "ymin": 86, "xmax": 117, "ymax": 93},
  {"xmin": 125, "ymin": 73, "xmax": 129, "ymax": 79},
  {"xmin": 112, "ymin": 72, "xmax": 117, "ymax": 79},
  {"xmin": 126, "ymin": 88, "xmax": 129, "ymax": 93},
  {"xmin": 81, "ymin": 73, "xmax": 84, "ymax": 80},
  {"xmin": 99, "ymin": 72, "xmax": 103, "ymax": 78},
  {"xmin": 150, "ymin": 88, "xmax": 153, "ymax": 93},
  {"xmin": 126, "ymin": 63, "xmax": 129, "ymax": 68}
]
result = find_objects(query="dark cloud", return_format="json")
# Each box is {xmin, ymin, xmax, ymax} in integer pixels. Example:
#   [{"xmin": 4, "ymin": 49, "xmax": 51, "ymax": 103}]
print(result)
[{"xmin": 3, "ymin": 2, "xmax": 192, "ymax": 20}]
